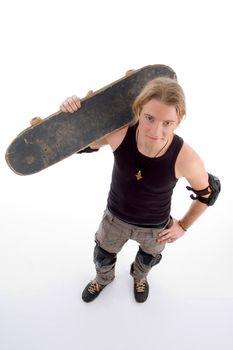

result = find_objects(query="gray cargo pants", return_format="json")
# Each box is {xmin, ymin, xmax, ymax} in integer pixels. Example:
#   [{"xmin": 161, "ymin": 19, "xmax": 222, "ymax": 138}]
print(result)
[{"xmin": 93, "ymin": 209, "xmax": 172, "ymax": 285}]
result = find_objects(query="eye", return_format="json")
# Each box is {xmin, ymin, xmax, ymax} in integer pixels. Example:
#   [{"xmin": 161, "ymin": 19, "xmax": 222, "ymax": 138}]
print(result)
[
  {"xmin": 163, "ymin": 121, "xmax": 174, "ymax": 127},
  {"xmin": 144, "ymin": 115, "xmax": 154, "ymax": 122}
]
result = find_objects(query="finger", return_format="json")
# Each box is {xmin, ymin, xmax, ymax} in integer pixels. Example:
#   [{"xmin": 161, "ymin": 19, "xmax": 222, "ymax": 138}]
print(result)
[
  {"xmin": 157, "ymin": 233, "xmax": 170, "ymax": 243},
  {"xmin": 66, "ymin": 100, "xmax": 75, "ymax": 113},
  {"xmin": 157, "ymin": 231, "xmax": 176, "ymax": 243},
  {"xmin": 60, "ymin": 105, "xmax": 66, "ymax": 112},
  {"xmin": 67, "ymin": 96, "xmax": 80, "ymax": 111},
  {"xmin": 63, "ymin": 100, "xmax": 75, "ymax": 113},
  {"xmin": 60, "ymin": 99, "xmax": 71, "ymax": 113},
  {"xmin": 86, "ymin": 90, "xmax": 94, "ymax": 97},
  {"xmin": 71, "ymin": 95, "xmax": 81, "ymax": 109},
  {"xmin": 59, "ymin": 103, "xmax": 70, "ymax": 113},
  {"xmin": 158, "ymin": 229, "xmax": 170, "ymax": 238},
  {"xmin": 62, "ymin": 97, "xmax": 80, "ymax": 113},
  {"xmin": 160, "ymin": 237, "xmax": 175, "ymax": 244}
]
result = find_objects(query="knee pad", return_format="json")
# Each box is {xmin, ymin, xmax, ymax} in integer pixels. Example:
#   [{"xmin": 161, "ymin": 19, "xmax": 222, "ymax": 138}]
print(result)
[
  {"xmin": 94, "ymin": 243, "xmax": 117, "ymax": 268},
  {"xmin": 137, "ymin": 247, "xmax": 162, "ymax": 267}
]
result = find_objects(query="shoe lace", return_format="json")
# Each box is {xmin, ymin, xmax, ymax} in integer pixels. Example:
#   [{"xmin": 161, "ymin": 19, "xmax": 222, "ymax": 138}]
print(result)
[
  {"xmin": 135, "ymin": 279, "xmax": 147, "ymax": 293},
  {"xmin": 88, "ymin": 280, "xmax": 101, "ymax": 294}
]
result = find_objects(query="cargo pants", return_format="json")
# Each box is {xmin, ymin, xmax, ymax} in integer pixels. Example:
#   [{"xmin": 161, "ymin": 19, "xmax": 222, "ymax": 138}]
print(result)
[{"xmin": 93, "ymin": 209, "xmax": 172, "ymax": 285}]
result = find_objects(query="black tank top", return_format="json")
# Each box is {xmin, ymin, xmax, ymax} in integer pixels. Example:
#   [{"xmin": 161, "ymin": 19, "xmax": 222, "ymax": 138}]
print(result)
[{"xmin": 107, "ymin": 123, "xmax": 184, "ymax": 225}]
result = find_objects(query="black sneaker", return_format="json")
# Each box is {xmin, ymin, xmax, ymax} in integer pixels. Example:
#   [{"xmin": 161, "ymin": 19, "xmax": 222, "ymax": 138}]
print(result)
[
  {"xmin": 133, "ymin": 278, "xmax": 149, "ymax": 303},
  {"xmin": 82, "ymin": 280, "xmax": 106, "ymax": 302}
]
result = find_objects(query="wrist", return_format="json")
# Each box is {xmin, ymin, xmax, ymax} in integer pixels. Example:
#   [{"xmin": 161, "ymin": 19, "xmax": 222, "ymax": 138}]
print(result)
[{"xmin": 178, "ymin": 220, "xmax": 188, "ymax": 231}]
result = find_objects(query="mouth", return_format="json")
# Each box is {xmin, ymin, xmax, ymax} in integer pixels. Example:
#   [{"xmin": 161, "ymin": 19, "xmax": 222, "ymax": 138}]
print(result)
[{"xmin": 147, "ymin": 135, "xmax": 162, "ymax": 141}]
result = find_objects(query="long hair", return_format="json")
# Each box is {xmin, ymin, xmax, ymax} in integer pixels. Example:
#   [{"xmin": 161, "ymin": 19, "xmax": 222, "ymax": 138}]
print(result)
[{"xmin": 132, "ymin": 77, "xmax": 186, "ymax": 124}]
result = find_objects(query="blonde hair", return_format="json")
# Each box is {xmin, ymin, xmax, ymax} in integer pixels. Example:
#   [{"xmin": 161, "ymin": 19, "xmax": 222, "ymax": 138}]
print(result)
[{"xmin": 132, "ymin": 77, "xmax": 186, "ymax": 124}]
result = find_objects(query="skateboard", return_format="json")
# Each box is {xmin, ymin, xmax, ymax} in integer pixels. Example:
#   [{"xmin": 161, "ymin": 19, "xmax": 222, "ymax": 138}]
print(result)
[{"xmin": 5, "ymin": 64, "xmax": 177, "ymax": 175}]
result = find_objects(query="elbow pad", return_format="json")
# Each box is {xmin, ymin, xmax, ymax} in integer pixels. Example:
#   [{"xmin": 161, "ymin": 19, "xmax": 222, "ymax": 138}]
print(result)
[{"xmin": 186, "ymin": 173, "xmax": 221, "ymax": 206}]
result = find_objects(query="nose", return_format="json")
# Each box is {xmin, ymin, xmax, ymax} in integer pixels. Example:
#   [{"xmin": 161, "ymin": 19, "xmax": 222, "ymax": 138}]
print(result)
[{"xmin": 151, "ymin": 122, "xmax": 162, "ymax": 137}]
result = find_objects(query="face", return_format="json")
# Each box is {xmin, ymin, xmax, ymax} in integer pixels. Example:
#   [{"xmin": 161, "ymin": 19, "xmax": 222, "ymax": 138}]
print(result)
[{"xmin": 138, "ymin": 99, "xmax": 179, "ymax": 145}]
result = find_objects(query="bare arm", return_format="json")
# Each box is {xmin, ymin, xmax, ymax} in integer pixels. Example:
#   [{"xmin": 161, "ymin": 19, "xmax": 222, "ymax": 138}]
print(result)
[
  {"xmin": 59, "ymin": 70, "xmax": 134, "ymax": 151},
  {"xmin": 176, "ymin": 143, "xmax": 210, "ymax": 228},
  {"xmin": 59, "ymin": 93, "xmax": 128, "ymax": 151},
  {"xmin": 60, "ymin": 92, "xmax": 108, "ymax": 150},
  {"xmin": 158, "ymin": 143, "xmax": 210, "ymax": 244}
]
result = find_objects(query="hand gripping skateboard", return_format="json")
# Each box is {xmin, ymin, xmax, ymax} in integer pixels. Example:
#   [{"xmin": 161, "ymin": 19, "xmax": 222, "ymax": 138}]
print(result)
[{"xmin": 5, "ymin": 64, "xmax": 177, "ymax": 175}]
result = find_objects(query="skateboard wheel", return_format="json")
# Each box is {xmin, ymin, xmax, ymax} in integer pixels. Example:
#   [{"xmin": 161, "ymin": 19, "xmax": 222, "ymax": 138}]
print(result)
[
  {"xmin": 30, "ymin": 117, "xmax": 42, "ymax": 126},
  {"xmin": 125, "ymin": 69, "xmax": 135, "ymax": 77}
]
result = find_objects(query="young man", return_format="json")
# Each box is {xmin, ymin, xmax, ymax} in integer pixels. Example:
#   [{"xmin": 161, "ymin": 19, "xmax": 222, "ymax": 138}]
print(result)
[{"xmin": 60, "ymin": 77, "xmax": 220, "ymax": 303}]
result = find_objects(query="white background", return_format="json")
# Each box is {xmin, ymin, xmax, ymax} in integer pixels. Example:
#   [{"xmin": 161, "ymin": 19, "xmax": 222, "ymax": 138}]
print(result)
[{"xmin": 0, "ymin": 1, "xmax": 232, "ymax": 349}]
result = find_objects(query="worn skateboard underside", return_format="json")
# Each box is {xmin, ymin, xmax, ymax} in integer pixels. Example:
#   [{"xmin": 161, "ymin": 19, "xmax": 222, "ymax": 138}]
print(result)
[{"xmin": 5, "ymin": 64, "xmax": 176, "ymax": 175}]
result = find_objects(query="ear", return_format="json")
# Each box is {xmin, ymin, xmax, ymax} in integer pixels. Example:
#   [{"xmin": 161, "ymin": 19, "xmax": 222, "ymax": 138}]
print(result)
[
  {"xmin": 137, "ymin": 112, "xmax": 142, "ymax": 122},
  {"xmin": 175, "ymin": 120, "xmax": 181, "ymax": 128}
]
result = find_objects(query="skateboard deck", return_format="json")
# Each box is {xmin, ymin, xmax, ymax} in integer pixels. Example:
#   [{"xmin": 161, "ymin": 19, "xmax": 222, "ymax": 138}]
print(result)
[{"xmin": 5, "ymin": 64, "xmax": 177, "ymax": 175}]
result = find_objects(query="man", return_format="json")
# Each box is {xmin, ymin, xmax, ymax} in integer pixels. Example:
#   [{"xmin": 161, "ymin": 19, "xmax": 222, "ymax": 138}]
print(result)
[{"xmin": 60, "ymin": 77, "xmax": 220, "ymax": 303}]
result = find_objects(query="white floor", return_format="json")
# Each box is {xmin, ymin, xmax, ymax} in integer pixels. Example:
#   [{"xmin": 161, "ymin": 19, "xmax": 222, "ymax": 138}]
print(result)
[{"xmin": 1, "ymin": 149, "xmax": 232, "ymax": 350}]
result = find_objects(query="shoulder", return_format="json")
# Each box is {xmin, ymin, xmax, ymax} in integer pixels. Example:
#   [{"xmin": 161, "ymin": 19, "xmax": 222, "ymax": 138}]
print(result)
[
  {"xmin": 177, "ymin": 142, "xmax": 199, "ymax": 165},
  {"xmin": 175, "ymin": 142, "xmax": 209, "ymax": 188},
  {"xmin": 106, "ymin": 125, "xmax": 129, "ymax": 151},
  {"xmin": 90, "ymin": 125, "xmax": 129, "ymax": 151}
]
